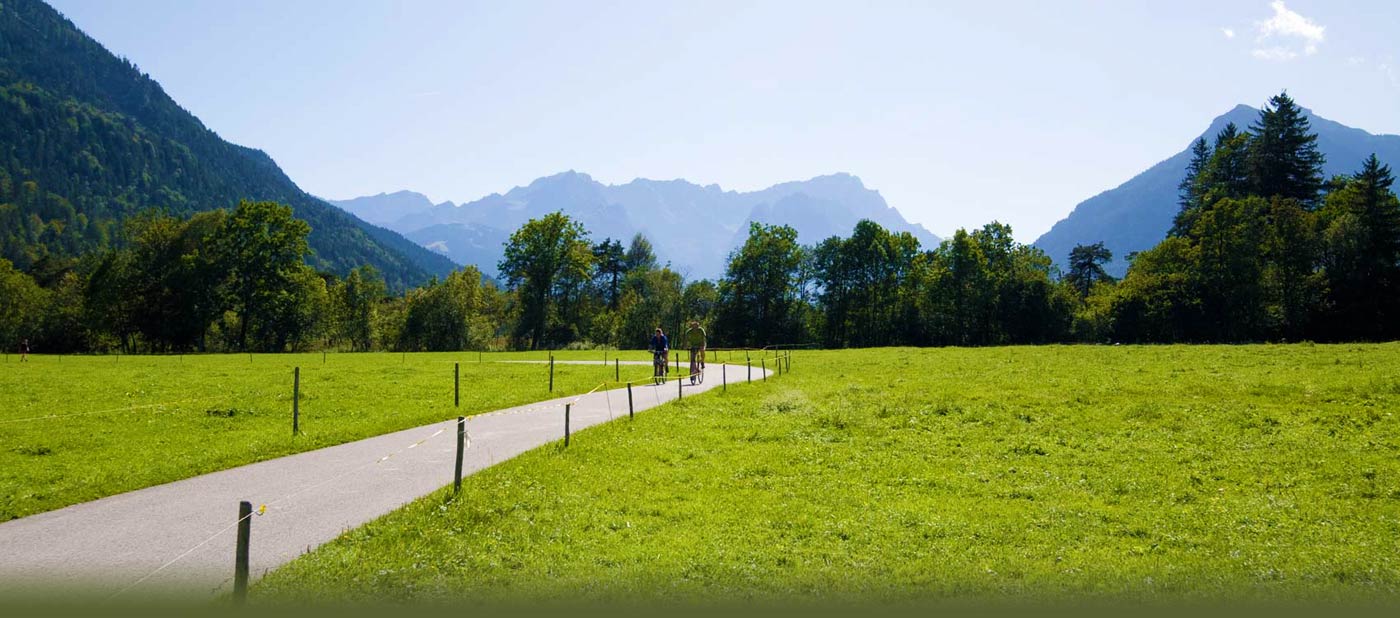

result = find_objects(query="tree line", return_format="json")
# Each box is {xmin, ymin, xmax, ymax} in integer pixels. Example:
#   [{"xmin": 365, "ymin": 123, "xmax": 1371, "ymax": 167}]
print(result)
[{"xmin": 3, "ymin": 91, "xmax": 1396, "ymax": 353}]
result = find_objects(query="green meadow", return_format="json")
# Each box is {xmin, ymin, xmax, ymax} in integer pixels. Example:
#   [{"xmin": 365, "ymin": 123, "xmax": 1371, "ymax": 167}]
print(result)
[
  {"xmin": 255, "ymin": 344, "xmax": 1400, "ymax": 603},
  {"xmin": 0, "ymin": 351, "xmax": 673, "ymax": 520}
]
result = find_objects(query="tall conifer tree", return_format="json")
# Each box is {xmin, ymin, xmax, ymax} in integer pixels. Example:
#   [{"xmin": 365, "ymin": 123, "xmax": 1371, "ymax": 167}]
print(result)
[{"xmin": 1247, "ymin": 92, "xmax": 1326, "ymax": 207}]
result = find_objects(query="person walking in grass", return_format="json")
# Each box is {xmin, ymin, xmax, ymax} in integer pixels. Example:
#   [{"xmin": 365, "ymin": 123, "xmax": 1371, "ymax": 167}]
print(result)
[{"xmin": 19, "ymin": 338, "xmax": 29, "ymax": 362}]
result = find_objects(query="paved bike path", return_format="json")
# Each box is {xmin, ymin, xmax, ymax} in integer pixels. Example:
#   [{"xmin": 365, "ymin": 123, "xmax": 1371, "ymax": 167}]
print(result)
[{"xmin": 0, "ymin": 362, "xmax": 770, "ymax": 599}]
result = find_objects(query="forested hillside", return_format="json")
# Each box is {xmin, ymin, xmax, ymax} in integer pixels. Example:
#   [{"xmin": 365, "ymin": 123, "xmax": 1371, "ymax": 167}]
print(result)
[{"xmin": 0, "ymin": 0, "xmax": 456, "ymax": 290}]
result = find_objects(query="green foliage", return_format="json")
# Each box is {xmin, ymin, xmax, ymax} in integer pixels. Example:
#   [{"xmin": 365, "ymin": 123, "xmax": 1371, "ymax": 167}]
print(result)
[
  {"xmin": 812, "ymin": 220, "xmax": 921, "ymax": 347},
  {"xmin": 221, "ymin": 201, "xmax": 314, "ymax": 351},
  {"xmin": 257, "ymin": 345, "xmax": 1400, "ymax": 602},
  {"xmin": 499, "ymin": 212, "xmax": 595, "ymax": 349},
  {"xmin": 330, "ymin": 266, "xmax": 385, "ymax": 352},
  {"xmin": 1094, "ymin": 92, "xmax": 1399, "ymax": 344},
  {"xmin": 618, "ymin": 266, "xmax": 685, "ymax": 348},
  {"xmin": 1248, "ymin": 91, "xmax": 1326, "ymax": 207},
  {"xmin": 1066, "ymin": 242, "xmax": 1114, "ymax": 297},
  {"xmin": 921, "ymin": 223, "xmax": 1071, "ymax": 346},
  {"xmin": 398, "ymin": 267, "xmax": 497, "ymax": 352},
  {"xmin": 0, "ymin": 258, "xmax": 46, "ymax": 351},
  {"xmin": 1317, "ymin": 155, "xmax": 1400, "ymax": 340},
  {"xmin": 715, "ymin": 223, "xmax": 808, "ymax": 347}
]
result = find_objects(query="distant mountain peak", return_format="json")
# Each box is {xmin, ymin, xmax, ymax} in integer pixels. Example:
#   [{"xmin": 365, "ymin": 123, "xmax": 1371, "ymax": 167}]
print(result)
[
  {"xmin": 330, "ymin": 171, "xmax": 938, "ymax": 279},
  {"xmin": 1033, "ymin": 103, "xmax": 1400, "ymax": 276}
]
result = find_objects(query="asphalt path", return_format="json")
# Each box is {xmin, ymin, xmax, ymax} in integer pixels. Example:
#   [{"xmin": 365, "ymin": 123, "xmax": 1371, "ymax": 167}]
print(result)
[{"xmin": 0, "ymin": 361, "xmax": 770, "ymax": 600}]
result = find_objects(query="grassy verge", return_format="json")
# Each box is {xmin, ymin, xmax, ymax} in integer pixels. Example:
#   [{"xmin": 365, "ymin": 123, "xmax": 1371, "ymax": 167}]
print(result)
[
  {"xmin": 0, "ymin": 352, "xmax": 659, "ymax": 520},
  {"xmin": 256, "ymin": 344, "xmax": 1400, "ymax": 603}
]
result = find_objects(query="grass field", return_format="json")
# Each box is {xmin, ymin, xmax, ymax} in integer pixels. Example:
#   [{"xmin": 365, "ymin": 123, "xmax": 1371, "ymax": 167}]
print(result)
[
  {"xmin": 254, "ymin": 344, "xmax": 1400, "ymax": 604},
  {"xmin": 0, "ymin": 350, "xmax": 694, "ymax": 520}
]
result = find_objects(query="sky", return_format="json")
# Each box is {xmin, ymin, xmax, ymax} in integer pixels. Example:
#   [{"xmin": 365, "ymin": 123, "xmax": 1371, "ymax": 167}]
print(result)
[{"xmin": 47, "ymin": 0, "xmax": 1400, "ymax": 242}]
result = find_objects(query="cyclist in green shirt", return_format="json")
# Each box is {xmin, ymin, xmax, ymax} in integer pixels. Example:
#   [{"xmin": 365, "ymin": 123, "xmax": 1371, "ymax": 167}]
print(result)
[{"xmin": 684, "ymin": 320, "xmax": 707, "ymax": 384}]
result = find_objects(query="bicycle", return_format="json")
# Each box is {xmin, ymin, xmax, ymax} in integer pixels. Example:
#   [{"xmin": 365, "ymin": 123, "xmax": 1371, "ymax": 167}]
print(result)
[
  {"xmin": 689, "ymin": 347, "xmax": 705, "ymax": 385},
  {"xmin": 652, "ymin": 349, "xmax": 668, "ymax": 385}
]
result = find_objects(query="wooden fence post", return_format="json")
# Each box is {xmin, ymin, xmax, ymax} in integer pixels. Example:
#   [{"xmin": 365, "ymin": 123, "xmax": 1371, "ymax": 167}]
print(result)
[
  {"xmin": 233, "ymin": 501, "xmax": 252, "ymax": 605},
  {"xmin": 292, "ymin": 367, "xmax": 300, "ymax": 435},
  {"xmin": 454, "ymin": 416, "xmax": 465, "ymax": 493}
]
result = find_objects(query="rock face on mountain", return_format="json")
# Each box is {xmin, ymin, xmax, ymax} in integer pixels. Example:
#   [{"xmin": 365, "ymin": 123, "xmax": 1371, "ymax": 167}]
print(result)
[
  {"xmin": 0, "ymin": 0, "xmax": 457, "ymax": 290},
  {"xmin": 332, "ymin": 172, "xmax": 939, "ymax": 279},
  {"xmin": 1034, "ymin": 105, "xmax": 1400, "ymax": 276}
]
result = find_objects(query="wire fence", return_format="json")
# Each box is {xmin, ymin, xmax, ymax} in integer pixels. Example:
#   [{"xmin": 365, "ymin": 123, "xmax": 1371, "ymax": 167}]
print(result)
[{"xmin": 2, "ymin": 347, "xmax": 793, "ymax": 604}]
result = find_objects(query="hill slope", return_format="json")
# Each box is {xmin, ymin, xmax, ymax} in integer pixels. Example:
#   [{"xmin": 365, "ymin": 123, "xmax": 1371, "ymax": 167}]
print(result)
[
  {"xmin": 1034, "ymin": 104, "xmax": 1400, "ymax": 275},
  {"xmin": 0, "ymin": 0, "xmax": 456, "ymax": 289},
  {"xmin": 332, "ymin": 172, "xmax": 940, "ymax": 279}
]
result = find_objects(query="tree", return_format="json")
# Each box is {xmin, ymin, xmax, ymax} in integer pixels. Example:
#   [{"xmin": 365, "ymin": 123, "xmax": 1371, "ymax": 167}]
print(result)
[
  {"xmin": 1066, "ymin": 242, "xmax": 1114, "ymax": 297},
  {"xmin": 400, "ymin": 267, "xmax": 493, "ymax": 351},
  {"xmin": 618, "ymin": 267, "xmax": 684, "ymax": 348},
  {"xmin": 1318, "ymin": 154, "xmax": 1400, "ymax": 339},
  {"xmin": 0, "ymin": 258, "xmax": 47, "ymax": 353},
  {"xmin": 680, "ymin": 280, "xmax": 719, "ymax": 329},
  {"xmin": 332, "ymin": 265, "xmax": 385, "ymax": 351},
  {"xmin": 1248, "ymin": 91, "xmax": 1326, "ymax": 207},
  {"xmin": 1103, "ymin": 238, "xmax": 1200, "ymax": 343},
  {"xmin": 592, "ymin": 238, "xmax": 625, "ymax": 310},
  {"xmin": 622, "ymin": 233, "xmax": 658, "ymax": 273},
  {"xmin": 714, "ymin": 222, "xmax": 805, "ymax": 346},
  {"xmin": 811, "ymin": 220, "xmax": 920, "ymax": 347},
  {"xmin": 1200, "ymin": 123, "xmax": 1251, "ymax": 208},
  {"xmin": 219, "ymin": 200, "xmax": 312, "ymax": 351},
  {"xmin": 498, "ymin": 212, "xmax": 594, "ymax": 349},
  {"xmin": 1173, "ymin": 137, "xmax": 1212, "ymax": 236},
  {"xmin": 125, "ymin": 210, "xmax": 229, "ymax": 351}
]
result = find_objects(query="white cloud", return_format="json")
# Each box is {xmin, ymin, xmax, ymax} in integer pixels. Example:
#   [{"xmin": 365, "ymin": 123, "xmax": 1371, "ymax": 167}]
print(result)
[
  {"xmin": 1221, "ymin": 27, "xmax": 1236, "ymax": 39},
  {"xmin": 1252, "ymin": 0, "xmax": 1325, "ymax": 60},
  {"xmin": 1252, "ymin": 46, "xmax": 1299, "ymax": 61}
]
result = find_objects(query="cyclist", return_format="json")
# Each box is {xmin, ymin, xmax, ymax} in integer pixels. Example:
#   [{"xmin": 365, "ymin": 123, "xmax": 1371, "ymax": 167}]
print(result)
[
  {"xmin": 648, "ymin": 327, "xmax": 669, "ymax": 381},
  {"xmin": 684, "ymin": 320, "xmax": 706, "ymax": 384}
]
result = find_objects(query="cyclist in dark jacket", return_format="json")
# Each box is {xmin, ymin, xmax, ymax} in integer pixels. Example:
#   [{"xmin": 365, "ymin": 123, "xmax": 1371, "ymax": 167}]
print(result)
[{"xmin": 649, "ymin": 328, "xmax": 669, "ymax": 376}]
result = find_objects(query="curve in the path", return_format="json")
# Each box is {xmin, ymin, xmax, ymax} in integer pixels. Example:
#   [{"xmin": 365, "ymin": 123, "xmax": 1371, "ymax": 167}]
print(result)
[{"xmin": 0, "ymin": 363, "xmax": 771, "ymax": 599}]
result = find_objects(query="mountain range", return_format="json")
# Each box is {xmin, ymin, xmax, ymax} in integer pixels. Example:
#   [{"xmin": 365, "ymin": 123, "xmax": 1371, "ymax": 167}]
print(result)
[
  {"xmin": 1034, "ymin": 104, "xmax": 1400, "ymax": 275},
  {"xmin": 0, "ymin": 0, "xmax": 456, "ymax": 290},
  {"xmin": 330, "ymin": 172, "xmax": 941, "ymax": 280}
]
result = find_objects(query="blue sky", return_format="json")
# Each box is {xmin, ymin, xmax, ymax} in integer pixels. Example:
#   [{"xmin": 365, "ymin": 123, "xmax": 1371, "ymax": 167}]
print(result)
[{"xmin": 48, "ymin": 0, "xmax": 1400, "ymax": 241}]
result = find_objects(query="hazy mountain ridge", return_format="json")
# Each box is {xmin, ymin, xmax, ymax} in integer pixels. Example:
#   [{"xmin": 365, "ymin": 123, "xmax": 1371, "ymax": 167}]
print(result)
[
  {"xmin": 331, "ymin": 172, "xmax": 940, "ymax": 279},
  {"xmin": 1034, "ymin": 104, "xmax": 1400, "ymax": 276}
]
